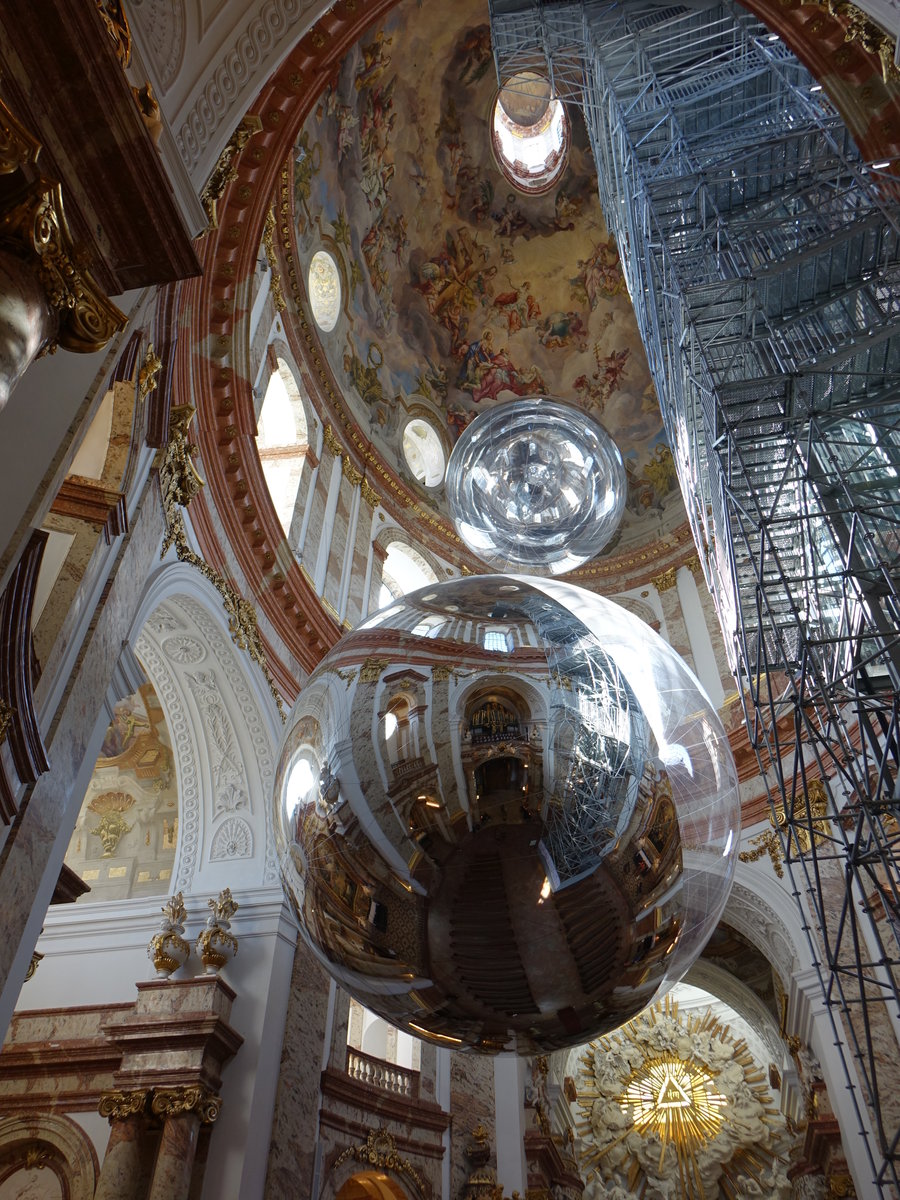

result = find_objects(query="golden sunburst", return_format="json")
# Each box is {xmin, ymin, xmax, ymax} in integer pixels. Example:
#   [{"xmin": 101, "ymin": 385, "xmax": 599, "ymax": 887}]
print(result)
[{"xmin": 623, "ymin": 1053, "xmax": 726, "ymax": 1182}]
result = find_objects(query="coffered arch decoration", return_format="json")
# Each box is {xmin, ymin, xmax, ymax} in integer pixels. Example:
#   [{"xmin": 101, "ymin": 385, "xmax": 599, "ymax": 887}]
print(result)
[
  {"xmin": 0, "ymin": 1113, "xmax": 99, "ymax": 1200},
  {"xmin": 126, "ymin": 568, "xmax": 280, "ymax": 895}
]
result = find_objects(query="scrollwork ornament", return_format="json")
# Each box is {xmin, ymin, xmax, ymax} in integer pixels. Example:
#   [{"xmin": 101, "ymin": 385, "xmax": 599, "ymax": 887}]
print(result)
[
  {"xmin": 333, "ymin": 1129, "xmax": 427, "ymax": 1196},
  {"xmin": 150, "ymin": 1084, "xmax": 221, "ymax": 1123},
  {"xmin": 0, "ymin": 178, "xmax": 126, "ymax": 354},
  {"xmin": 0, "ymin": 94, "xmax": 42, "ymax": 175},
  {"xmin": 99, "ymin": 1088, "xmax": 149, "ymax": 1120}
]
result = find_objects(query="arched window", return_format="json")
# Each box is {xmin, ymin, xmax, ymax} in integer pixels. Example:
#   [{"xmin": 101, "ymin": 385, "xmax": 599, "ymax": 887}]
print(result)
[
  {"xmin": 378, "ymin": 541, "xmax": 440, "ymax": 608},
  {"xmin": 256, "ymin": 359, "xmax": 311, "ymax": 535}
]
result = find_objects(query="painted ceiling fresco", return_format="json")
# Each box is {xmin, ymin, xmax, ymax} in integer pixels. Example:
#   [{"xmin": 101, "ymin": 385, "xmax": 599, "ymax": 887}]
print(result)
[{"xmin": 292, "ymin": 0, "xmax": 687, "ymax": 558}]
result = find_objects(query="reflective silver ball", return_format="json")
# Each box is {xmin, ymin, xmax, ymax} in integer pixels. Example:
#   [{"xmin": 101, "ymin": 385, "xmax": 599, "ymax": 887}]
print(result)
[
  {"xmin": 445, "ymin": 398, "xmax": 626, "ymax": 575},
  {"xmin": 275, "ymin": 577, "xmax": 739, "ymax": 1054}
]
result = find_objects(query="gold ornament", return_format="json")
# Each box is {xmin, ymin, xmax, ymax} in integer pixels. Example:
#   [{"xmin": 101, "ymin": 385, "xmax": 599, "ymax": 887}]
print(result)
[{"xmin": 199, "ymin": 116, "xmax": 264, "ymax": 234}]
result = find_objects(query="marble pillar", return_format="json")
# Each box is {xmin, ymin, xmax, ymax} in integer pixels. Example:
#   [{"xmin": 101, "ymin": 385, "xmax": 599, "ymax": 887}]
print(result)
[
  {"xmin": 148, "ymin": 1111, "xmax": 201, "ymax": 1200},
  {"xmin": 94, "ymin": 1109, "xmax": 155, "ymax": 1200},
  {"xmin": 0, "ymin": 250, "xmax": 57, "ymax": 414},
  {"xmin": 0, "ymin": 480, "xmax": 166, "ymax": 1037}
]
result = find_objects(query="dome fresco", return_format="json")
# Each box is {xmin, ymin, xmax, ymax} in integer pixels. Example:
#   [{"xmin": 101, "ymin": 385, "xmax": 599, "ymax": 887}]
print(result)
[
  {"xmin": 275, "ymin": 578, "xmax": 740, "ymax": 1054},
  {"xmin": 290, "ymin": 0, "xmax": 686, "ymax": 561}
]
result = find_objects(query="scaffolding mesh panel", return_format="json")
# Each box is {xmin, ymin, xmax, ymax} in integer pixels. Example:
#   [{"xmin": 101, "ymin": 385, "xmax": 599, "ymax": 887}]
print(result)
[{"xmin": 490, "ymin": 0, "xmax": 900, "ymax": 1190}]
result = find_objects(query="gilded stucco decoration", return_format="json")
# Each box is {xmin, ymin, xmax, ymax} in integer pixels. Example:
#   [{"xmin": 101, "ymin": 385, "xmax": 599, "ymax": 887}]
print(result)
[
  {"xmin": 575, "ymin": 999, "xmax": 794, "ymax": 1199},
  {"xmin": 333, "ymin": 1128, "xmax": 429, "ymax": 1199},
  {"xmin": 148, "ymin": 890, "xmax": 190, "ymax": 977},
  {"xmin": 199, "ymin": 114, "xmax": 264, "ymax": 233},
  {"xmin": 0, "ymin": 176, "xmax": 126, "ymax": 354},
  {"xmin": 196, "ymin": 887, "xmax": 239, "ymax": 973},
  {"xmin": 158, "ymin": 403, "xmax": 285, "ymax": 717}
]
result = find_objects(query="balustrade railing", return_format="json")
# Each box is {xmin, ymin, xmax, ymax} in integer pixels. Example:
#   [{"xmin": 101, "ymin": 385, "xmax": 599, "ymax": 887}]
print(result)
[{"xmin": 346, "ymin": 1047, "xmax": 419, "ymax": 1098}]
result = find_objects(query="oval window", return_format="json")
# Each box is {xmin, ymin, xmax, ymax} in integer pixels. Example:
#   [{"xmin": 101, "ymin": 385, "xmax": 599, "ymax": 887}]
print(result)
[
  {"xmin": 491, "ymin": 72, "xmax": 569, "ymax": 195},
  {"xmin": 402, "ymin": 418, "xmax": 446, "ymax": 487},
  {"xmin": 308, "ymin": 250, "xmax": 341, "ymax": 332}
]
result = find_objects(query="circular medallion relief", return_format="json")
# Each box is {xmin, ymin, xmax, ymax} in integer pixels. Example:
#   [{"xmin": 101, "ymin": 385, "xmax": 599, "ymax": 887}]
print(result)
[{"xmin": 308, "ymin": 250, "xmax": 341, "ymax": 332}]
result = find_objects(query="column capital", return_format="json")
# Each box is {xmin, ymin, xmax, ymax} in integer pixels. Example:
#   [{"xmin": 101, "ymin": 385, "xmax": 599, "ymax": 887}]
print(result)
[
  {"xmin": 98, "ymin": 1088, "xmax": 150, "ymax": 1121},
  {"xmin": 151, "ymin": 1084, "xmax": 221, "ymax": 1125}
]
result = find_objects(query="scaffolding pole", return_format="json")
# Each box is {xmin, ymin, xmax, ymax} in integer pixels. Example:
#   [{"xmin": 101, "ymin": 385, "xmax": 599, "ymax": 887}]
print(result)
[{"xmin": 490, "ymin": 0, "xmax": 900, "ymax": 1190}]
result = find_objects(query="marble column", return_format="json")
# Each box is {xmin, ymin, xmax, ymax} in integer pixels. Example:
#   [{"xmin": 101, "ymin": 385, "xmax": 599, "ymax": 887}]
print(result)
[
  {"xmin": 148, "ymin": 1110, "xmax": 202, "ymax": 1200},
  {"xmin": 0, "ymin": 250, "xmax": 58, "ymax": 414},
  {"xmin": 95, "ymin": 1096, "xmax": 155, "ymax": 1200}
]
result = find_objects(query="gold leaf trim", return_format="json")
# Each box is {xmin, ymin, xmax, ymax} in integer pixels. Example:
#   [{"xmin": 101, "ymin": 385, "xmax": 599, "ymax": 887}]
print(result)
[{"xmin": 158, "ymin": 407, "xmax": 285, "ymax": 719}]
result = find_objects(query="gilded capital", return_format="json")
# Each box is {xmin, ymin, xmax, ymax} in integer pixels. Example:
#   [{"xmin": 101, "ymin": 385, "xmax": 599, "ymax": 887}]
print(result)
[
  {"xmin": 99, "ymin": 1088, "xmax": 149, "ymax": 1120},
  {"xmin": 151, "ymin": 1085, "xmax": 221, "ymax": 1124},
  {"xmin": 652, "ymin": 566, "xmax": 678, "ymax": 593},
  {"xmin": 360, "ymin": 478, "xmax": 380, "ymax": 508},
  {"xmin": 343, "ymin": 455, "xmax": 364, "ymax": 487},
  {"xmin": 323, "ymin": 423, "xmax": 343, "ymax": 458}
]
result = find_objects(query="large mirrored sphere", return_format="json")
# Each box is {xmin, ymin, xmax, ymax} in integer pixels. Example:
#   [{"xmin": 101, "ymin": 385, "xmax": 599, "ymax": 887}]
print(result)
[
  {"xmin": 275, "ymin": 577, "xmax": 739, "ymax": 1054},
  {"xmin": 445, "ymin": 398, "xmax": 626, "ymax": 575}
]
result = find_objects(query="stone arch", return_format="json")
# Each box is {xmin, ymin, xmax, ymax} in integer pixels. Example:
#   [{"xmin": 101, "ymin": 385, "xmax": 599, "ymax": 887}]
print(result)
[
  {"xmin": 325, "ymin": 1131, "xmax": 429, "ymax": 1200},
  {"xmin": 99, "ymin": 564, "xmax": 281, "ymax": 897},
  {"xmin": 335, "ymin": 1171, "xmax": 410, "ymax": 1200},
  {"xmin": 372, "ymin": 529, "xmax": 445, "ymax": 607},
  {"xmin": 0, "ymin": 1114, "xmax": 98, "ymax": 1200}
]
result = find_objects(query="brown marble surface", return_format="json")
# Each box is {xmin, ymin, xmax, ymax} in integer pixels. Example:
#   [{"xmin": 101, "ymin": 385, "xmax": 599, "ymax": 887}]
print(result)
[{"xmin": 263, "ymin": 938, "xmax": 332, "ymax": 1198}]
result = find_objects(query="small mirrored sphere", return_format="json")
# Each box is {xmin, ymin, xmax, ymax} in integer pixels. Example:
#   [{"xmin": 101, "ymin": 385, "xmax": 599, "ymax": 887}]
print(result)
[
  {"xmin": 275, "ymin": 577, "xmax": 739, "ymax": 1054},
  {"xmin": 446, "ymin": 398, "xmax": 626, "ymax": 575}
]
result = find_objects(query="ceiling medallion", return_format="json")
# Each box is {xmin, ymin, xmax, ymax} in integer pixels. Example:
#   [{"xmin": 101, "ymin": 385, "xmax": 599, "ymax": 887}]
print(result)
[{"xmin": 308, "ymin": 249, "xmax": 341, "ymax": 332}]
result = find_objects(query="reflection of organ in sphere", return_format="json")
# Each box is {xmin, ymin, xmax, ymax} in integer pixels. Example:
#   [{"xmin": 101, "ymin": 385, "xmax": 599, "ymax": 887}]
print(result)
[{"xmin": 274, "ymin": 577, "xmax": 739, "ymax": 1054}]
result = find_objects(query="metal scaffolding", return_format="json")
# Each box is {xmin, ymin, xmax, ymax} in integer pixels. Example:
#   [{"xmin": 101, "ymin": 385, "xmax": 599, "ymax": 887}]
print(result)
[{"xmin": 490, "ymin": 0, "xmax": 900, "ymax": 1190}]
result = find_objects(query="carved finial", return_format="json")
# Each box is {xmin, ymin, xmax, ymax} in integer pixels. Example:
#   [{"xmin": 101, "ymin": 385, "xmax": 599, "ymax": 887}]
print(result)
[
  {"xmin": 197, "ymin": 888, "xmax": 239, "ymax": 974},
  {"xmin": 148, "ymin": 891, "xmax": 190, "ymax": 978}
]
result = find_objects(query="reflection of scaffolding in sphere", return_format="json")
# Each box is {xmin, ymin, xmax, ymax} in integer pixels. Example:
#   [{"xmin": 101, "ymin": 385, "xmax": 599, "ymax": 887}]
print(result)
[{"xmin": 540, "ymin": 639, "xmax": 649, "ymax": 888}]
